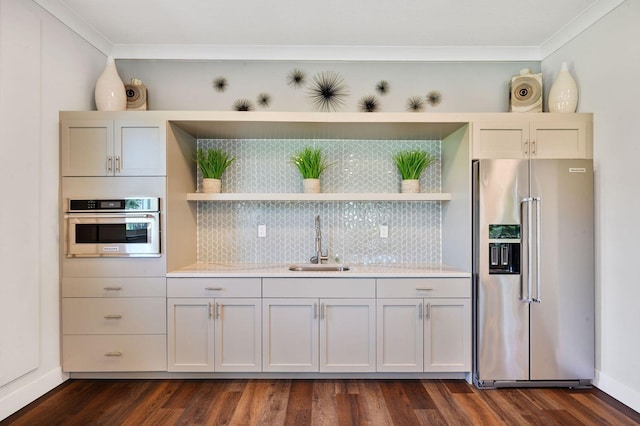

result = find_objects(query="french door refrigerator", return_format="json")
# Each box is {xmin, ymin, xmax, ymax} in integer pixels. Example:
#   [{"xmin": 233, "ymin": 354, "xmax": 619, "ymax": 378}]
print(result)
[{"xmin": 473, "ymin": 158, "xmax": 594, "ymax": 388}]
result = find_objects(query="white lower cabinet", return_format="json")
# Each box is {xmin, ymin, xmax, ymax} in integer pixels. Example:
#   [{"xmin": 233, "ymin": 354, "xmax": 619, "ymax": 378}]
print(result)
[
  {"xmin": 262, "ymin": 278, "xmax": 376, "ymax": 373},
  {"xmin": 377, "ymin": 279, "xmax": 471, "ymax": 373},
  {"xmin": 61, "ymin": 277, "xmax": 166, "ymax": 372},
  {"xmin": 166, "ymin": 278, "xmax": 261, "ymax": 372}
]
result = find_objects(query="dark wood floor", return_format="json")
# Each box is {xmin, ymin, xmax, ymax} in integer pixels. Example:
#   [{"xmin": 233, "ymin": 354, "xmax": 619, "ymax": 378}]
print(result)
[{"xmin": 3, "ymin": 379, "xmax": 639, "ymax": 425}]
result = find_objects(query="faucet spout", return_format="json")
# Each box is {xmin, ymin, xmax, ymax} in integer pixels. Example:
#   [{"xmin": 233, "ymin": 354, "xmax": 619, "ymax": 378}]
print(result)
[{"xmin": 311, "ymin": 215, "xmax": 328, "ymax": 264}]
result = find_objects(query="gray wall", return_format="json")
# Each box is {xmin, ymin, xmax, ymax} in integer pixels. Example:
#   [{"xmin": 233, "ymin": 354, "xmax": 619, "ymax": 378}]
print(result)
[
  {"xmin": 542, "ymin": 0, "xmax": 640, "ymax": 411},
  {"xmin": 116, "ymin": 60, "xmax": 539, "ymax": 113}
]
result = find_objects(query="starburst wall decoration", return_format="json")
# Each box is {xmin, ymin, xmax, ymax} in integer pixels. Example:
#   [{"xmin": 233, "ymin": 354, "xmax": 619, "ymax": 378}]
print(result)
[
  {"xmin": 233, "ymin": 98, "xmax": 254, "ymax": 111},
  {"xmin": 257, "ymin": 93, "xmax": 272, "ymax": 108},
  {"xmin": 358, "ymin": 95, "xmax": 380, "ymax": 112},
  {"xmin": 287, "ymin": 68, "xmax": 306, "ymax": 89},
  {"xmin": 307, "ymin": 71, "xmax": 349, "ymax": 112},
  {"xmin": 213, "ymin": 77, "xmax": 228, "ymax": 92},
  {"xmin": 406, "ymin": 96, "xmax": 425, "ymax": 112},
  {"xmin": 376, "ymin": 80, "xmax": 389, "ymax": 95},
  {"xmin": 426, "ymin": 90, "xmax": 442, "ymax": 106}
]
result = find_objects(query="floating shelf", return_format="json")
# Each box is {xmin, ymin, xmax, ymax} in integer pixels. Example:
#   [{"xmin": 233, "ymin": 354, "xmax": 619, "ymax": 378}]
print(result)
[{"xmin": 186, "ymin": 192, "xmax": 452, "ymax": 202}]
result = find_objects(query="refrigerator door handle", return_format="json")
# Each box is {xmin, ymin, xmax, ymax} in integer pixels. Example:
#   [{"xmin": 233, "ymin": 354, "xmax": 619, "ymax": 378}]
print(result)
[
  {"xmin": 521, "ymin": 197, "xmax": 533, "ymax": 303},
  {"xmin": 533, "ymin": 196, "xmax": 542, "ymax": 303}
]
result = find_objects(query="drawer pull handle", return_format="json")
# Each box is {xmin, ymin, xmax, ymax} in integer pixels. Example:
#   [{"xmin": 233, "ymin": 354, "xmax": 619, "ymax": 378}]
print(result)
[
  {"xmin": 104, "ymin": 314, "xmax": 122, "ymax": 319},
  {"xmin": 104, "ymin": 352, "xmax": 122, "ymax": 357},
  {"xmin": 205, "ymin": 287, "xmax": 223, "ymax": 291},
  {"xmin": 416, "ymin": 287, "xmax": 434, "ymax": 291},
  {"xmin": 103, "ymin": 287, "xmax": 122, "ymax": 291}
]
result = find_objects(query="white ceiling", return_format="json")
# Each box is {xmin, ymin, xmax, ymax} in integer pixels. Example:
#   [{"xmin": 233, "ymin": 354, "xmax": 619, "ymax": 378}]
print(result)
[{"xmin": 35, "ymin": 0, "xmax": 624, "ymax": 61}]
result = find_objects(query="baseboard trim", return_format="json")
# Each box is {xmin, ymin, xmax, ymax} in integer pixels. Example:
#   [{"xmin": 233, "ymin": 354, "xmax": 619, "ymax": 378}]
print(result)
[
  {"xmin": 0, "ymin": 367, "xmax": 68, "ymax": 421},
  {"xmin": 593, "ymin": 369, "xmax": 640, "ymax": 413}
]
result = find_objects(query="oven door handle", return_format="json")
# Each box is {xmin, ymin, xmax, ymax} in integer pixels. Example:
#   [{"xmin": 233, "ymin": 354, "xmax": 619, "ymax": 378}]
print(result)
[{"xmin": 65, "ymin": 213, "xmax": 158, "ymax": 220}]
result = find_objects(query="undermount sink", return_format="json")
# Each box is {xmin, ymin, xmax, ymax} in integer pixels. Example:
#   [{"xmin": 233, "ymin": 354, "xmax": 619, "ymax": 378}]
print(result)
[{"xmin": 288, "ymin": 263, "xmax": 350, "ymax": 272}]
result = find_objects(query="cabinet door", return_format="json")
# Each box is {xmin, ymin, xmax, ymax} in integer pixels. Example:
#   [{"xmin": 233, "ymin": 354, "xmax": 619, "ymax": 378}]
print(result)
[
  {"xmin": 167, "ymin": 298, "xmax": 214, "ymax": 372},
  {"xmin": 61, "ymin": 120, "xmax": 113, "ymax": 176},
  {"xmin": 320, "ymin": 298, "xmax": 375, "ymax": 373},
  {"xmin": 262, "ymin": 298, "xmax": 318, "ymax": 372},
  {"xmin": 531, "ymin": 121, "xmax": 588, "ymax": 159},
  {"xmin": 214, "ymin": 298, "xmax": 261, "ymax": 372},
  {"xmin": 376, "ymin": 299, "xmax": 423, "ymax": 372},
  {"xmin": 424, "ymin": 298, "xmax": 471, "ymax": 372},
  {"xmin": 472, "ymin": 121, "xmax": 528, "ymax": 159},
  {"xmin": 115, "ymin": 121, "xmax": 166, "ymax": 176}
]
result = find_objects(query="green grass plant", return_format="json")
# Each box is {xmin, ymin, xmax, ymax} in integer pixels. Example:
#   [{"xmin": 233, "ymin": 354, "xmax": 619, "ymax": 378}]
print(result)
[
  {"xmin": 392, "ymin": 150, "xmax": 436, "ymax": 180},
  {"xmin": 195, "ymin": 148, "xmax": 235, "ymax": 179},
  {"xmin": 290, "ymin": 147, "xmax": 332, "ymax": 179}
]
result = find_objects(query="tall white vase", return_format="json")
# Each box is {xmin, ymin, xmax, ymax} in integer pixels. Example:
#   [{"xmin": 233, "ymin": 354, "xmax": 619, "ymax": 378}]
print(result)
[
  {"xmin": 95, "ymin": 56, "xmax": 126, "ymax": 111},
  {"xmin": 548, "ymin": 62, "xmax": 578, "ymax": 113}
]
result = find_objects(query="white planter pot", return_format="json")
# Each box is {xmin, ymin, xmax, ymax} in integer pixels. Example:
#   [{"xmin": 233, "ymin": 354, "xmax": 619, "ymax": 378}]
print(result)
[
  {"xmin": 202, "ymin": 178, "xmax": 221, "ymax": 193},
  {"xmin": 94, "ymin": 56, "xmax": 126, "ymax": 111},
  {"xmin": 401, "ymin": 179, "xmax": 420, "ymax": 193},
  {"xmin": 302, "ymin": 178, "xmax": 320, "ymax": 193}
]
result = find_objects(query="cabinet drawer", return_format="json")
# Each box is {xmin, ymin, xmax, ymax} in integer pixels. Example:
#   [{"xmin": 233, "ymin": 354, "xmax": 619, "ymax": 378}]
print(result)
[
  {"xmin": 62, "ymin": 335, "xmax": 166, "ymax": 372},
  {"xmin": 167, "ymin": 278, "xmax": 261, "ymax": 298},
  {"xmin": 63, "ymin": 277, "xmax": 166, "ymax": 297},
  {"xmin": 63, "ymin": 298, "xmax": 166, "ymax": 334},
  {"xmin": 377, "ymin": 278, "xmax": 470, "ymax": 298},
  {"xmin": 263, "ymin": 278, "xmax": 376, "ymax": 298}
]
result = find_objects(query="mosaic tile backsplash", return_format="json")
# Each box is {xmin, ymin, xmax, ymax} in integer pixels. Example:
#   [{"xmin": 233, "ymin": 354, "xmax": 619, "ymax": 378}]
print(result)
[{"xmin": 197, "ymin": 138, "xmax": 443, "ymax": 264}]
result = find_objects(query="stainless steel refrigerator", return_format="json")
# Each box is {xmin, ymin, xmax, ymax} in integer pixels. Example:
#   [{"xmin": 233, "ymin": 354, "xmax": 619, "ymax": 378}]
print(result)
[{"xmin": 473, "ymin": 159, "xmax": 594, "ymax": 388}]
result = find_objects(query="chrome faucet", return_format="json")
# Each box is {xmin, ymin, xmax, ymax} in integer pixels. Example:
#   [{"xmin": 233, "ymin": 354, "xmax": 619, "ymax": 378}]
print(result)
[{"xmin": 310, "ymin": 215, "xmax": 328, "ymax": 264}]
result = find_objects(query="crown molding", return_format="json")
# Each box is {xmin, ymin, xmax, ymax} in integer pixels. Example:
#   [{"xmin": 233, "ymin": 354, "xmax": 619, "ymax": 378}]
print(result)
[
  {"xmin": 110, "ymin": 44, "xmax": 542, "ymax": 62},
  {"xmin": 540, "ymin": 0, "xmax": 625, "ymax": 59},
  {"xmin": 33, "ymin": 0, "xmax": 112, "ymax": 54}
]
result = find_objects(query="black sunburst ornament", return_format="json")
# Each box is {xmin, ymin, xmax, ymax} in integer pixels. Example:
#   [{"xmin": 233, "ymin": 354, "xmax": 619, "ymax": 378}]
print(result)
[
  {"xmin": 307, "ymin": 71, "xmax": 349, "ymax": 112},
  {"xmin": 287, "ymin": 68, "xmax": 306, "ymax": 89},
  {"xmin": 257, "ymin": 93, "xmax": 272, "ymax": 108},
  {"xmin": 233, "ymin": 98, "xmax": 254, "ymax": 111},
  {"xmin": 213, "ymin": 77, "xmax": 228, "ymax": 92},
  {"xmin": 358, "ymin": 95, "xmax": 380, "ymax": 113},
  {"xmin": 426, "ymin": 90, "xmax": 442, "ymax": 107},
  {"xmin": 375, "ymin": 80, "xmax": 389, "ymax": 95},
  {"xmin": 407, "ymin": 96, "xmax": 425, "ymax": 112}
]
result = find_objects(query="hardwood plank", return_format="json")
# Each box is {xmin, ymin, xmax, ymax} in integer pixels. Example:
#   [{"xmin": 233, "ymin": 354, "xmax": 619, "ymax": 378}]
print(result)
[
  {"xmin": 586, "ymin": 388, "xmax": 640, "ymax": 424},
  {"xmin": 451, "ymin": 393, "xmax": 504, "ymax": 425},
  {"xmin": 421, "ymin": 380, "xmax": 474, "ymax": 426},
  {"xmin": 228, "ymin": 380, "xmax": 269, "ymax": 426},
  {"xmin": 336, "ymin": 394, "xmax": 362, "ymax": 426},
  {"xmin": 204, "ymin": 390, "xmax": 243, "ymax": 426},
  {"xmin": 475, "ymin": 388, "xmax": 553, "ymax": 426},
  {"xmin": 255, "ymin": 380, "xmax": 291, "ymax": 425},
  {"xmin": 379, "ymin": 380, "xmax": 422, "ymax": 426},
  {"xmin": 356, "ymin": 380, "xmax": 395, "ymax": 426},
  {"xmin": 175, "ymin": 381, "xmax": 228, "ymax": 425},
  {"xmin": 311, "ymin": 380, "xmax": 339, "ymax": 426},
  {"xmin": 401, "ymin": 380, "xmax": 437, "ymax": 409},
  {"xmin": 284, "ymin": 380, "xmax": 313, "ymax": 426}
]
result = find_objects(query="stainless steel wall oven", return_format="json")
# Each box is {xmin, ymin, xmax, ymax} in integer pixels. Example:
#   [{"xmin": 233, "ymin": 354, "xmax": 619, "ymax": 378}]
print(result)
[{"xmin": 64, "ymin": 197, "xmax": 161, "ymax": 257}]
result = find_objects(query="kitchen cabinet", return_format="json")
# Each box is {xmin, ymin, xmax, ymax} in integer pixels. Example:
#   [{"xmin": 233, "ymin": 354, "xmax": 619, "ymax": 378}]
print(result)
[
  {"xmin": 166, "ymin": 278, "xmax": 261, "ymax": 372},
  {"xmin": 61, "ymin": 119, "xmax": 166, "ymax": 176},
  {"xmin": 376, "ymin": 278, "xmax": 471, "ymax": 373},
  {"xmin": 262, "ymin": 278, "xmax": 376, "ymax": 373},
  {"xmin": 61, "ymin": 277, "xmax": 167, "ymax": 372},
  {"xmin": 472, "ymin": 115, "xmax": 591, "ymax": 159}
]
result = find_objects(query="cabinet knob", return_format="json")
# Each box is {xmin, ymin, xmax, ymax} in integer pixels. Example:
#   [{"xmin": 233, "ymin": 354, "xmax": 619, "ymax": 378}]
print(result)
[
  {"xmin": 104, "ymin": 314, "xmax": 122, "ymax": 319},
  {"xmin": 104, "ymin": 352, "xmax": 122, "ymax": 357}
]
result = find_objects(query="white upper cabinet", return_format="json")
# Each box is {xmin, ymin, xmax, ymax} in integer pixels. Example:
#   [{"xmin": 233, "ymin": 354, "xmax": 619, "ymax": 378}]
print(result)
[
  {"xmin": 472, "ymin": 114, "xmax": 592, "ymax": 160},
  {"xmin": 61, "ymin": 119, "xmax": 166, "ymax": 176}
]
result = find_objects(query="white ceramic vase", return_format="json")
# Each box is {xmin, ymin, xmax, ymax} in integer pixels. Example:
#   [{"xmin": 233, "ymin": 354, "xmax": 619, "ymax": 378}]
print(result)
[
  {"xmin": 548, "ymin": 62, "xmax": 578, "ymax": 113},
  {"xmin": 95, "ymin": 56, "xmax": 127, "ymax": 111},
  {"xmin": 202, "ymin": 178, "xmax": 221, "ymax": 193},
  {"xmin": 302, "ymin": 178, "xmax": 320, "ymax": 193},
  {"xmin": 401, "ymin": 179, "xmax": 420, "ymax": 193}
]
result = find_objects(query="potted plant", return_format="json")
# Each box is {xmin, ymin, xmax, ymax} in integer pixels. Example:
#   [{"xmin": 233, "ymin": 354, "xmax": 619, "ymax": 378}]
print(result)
[
  {"xmin": 290, "ymin": 147, "xmax": 333, "ymax": 193},
  {"xmin": 195, "ymin": 148, "xmax": 235, "ymax": 193},
  {"xmin": 392, "ymin": 150, "xmax": 436, "ymax": 193}
]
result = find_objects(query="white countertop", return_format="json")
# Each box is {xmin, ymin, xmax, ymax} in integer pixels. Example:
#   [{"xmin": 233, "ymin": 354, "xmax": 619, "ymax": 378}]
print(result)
[{"xmin": 167, "ymin": 263, "xmax": 471, "ymax": 278}]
